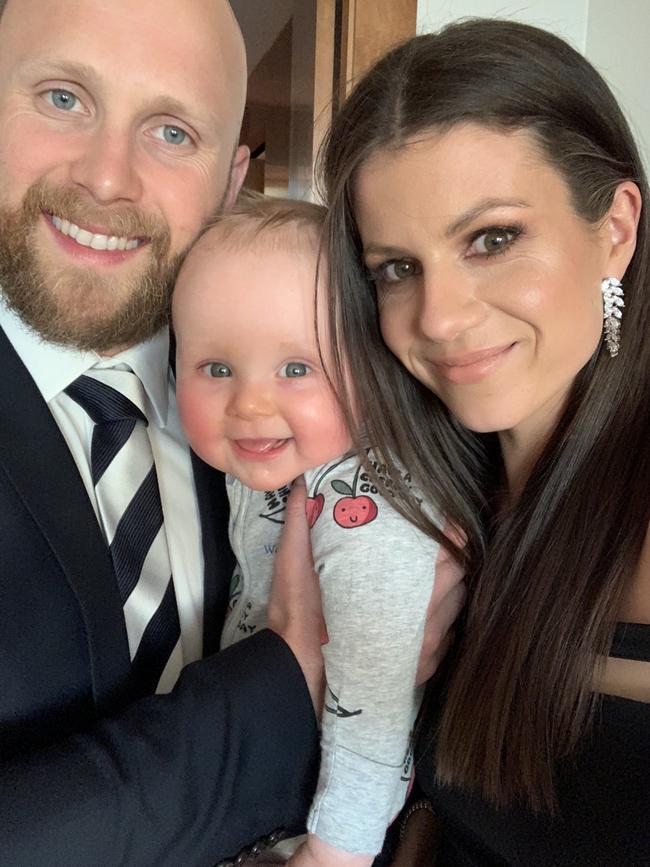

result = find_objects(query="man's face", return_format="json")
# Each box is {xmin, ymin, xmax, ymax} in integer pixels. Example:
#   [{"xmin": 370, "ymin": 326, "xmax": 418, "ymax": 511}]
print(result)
[{"xmin": 0, "ymin": 0, "xmax": 248, "ymax": 352}]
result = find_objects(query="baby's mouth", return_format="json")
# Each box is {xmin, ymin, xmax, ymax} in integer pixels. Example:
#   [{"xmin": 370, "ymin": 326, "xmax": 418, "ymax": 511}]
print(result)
[{"xmin": 235, "ymin": 438, "xmax": 289, "ymax": 454}]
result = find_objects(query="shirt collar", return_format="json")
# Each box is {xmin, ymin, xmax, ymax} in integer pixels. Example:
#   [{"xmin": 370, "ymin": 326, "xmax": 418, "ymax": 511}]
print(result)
[{"xmin": 0, "ymin": 301, "xmax": 170, "ymax": 427}]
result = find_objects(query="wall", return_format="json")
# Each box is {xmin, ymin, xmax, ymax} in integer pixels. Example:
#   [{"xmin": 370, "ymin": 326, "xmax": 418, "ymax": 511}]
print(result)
[
  {"xmin": 416, "ymin": 0, "xmax": 649, "ymax": 170},
  {"xmin": 230, "ymin": 0, "xmax": 293, "ymax": 73},
  {"xmin": 416, "ymin": 0, "xmax": 588, "ymax": 49},
  {"xmin": 585, "ymin": 0, "xmax": 650, "ymax": 172}
]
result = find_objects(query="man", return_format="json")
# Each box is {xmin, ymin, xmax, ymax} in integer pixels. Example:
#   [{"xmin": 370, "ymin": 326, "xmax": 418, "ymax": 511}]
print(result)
[{"xmin": 0, "ymin": 1, "xmax": 463, "ymax": 864}]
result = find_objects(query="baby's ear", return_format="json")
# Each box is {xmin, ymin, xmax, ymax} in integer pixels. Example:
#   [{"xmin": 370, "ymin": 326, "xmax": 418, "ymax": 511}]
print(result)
[{"xmin": 603, "ymin": 180, "xmax": 642, "ymax": 278}]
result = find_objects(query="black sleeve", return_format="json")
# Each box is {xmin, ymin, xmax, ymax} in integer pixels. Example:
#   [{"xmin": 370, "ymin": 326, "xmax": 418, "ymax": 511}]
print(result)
[{"xmin": 0, "ymin": 630, "xmax": 319, "ymax": 867}]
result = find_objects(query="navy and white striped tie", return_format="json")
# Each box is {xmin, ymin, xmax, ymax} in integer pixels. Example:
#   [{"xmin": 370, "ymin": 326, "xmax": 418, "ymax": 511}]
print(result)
[{"xmin": 65, "ymin": 370, "xmax": 181, "ymax": 695}]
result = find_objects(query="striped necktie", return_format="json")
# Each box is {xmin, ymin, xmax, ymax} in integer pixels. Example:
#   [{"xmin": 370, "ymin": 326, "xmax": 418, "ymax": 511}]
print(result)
[{"xmin": 65, "ymin": 369, "xmax": 181, "ymax": 696}]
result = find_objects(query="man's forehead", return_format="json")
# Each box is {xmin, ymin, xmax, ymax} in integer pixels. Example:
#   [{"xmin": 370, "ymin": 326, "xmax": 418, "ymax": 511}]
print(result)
[
  {"xmin": 1, "ymin": 0, "xmax": 241, "ymax": 54},
  {"xmin": 0, "ymin": 0, "xmax": 246, "ymax": 131},
  {"xmin": 0, "ymin": 0, "xmax": 245, "ymax": 81}
]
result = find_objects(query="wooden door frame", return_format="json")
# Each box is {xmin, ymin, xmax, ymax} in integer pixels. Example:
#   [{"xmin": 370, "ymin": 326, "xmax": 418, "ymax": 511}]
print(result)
[{"xmin": 312, "ymin": 0, "xmax": 417, "ymax": 181}]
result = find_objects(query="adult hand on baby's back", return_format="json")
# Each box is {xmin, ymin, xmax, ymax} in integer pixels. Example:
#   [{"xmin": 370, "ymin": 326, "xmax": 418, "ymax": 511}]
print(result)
[
  {"xmin": 268, "ymin": 476, "xmax": 326, "ymax": 716},
  {"xmin": 416, "ymin": 531, "xmax": 466, "ymax": 685}
]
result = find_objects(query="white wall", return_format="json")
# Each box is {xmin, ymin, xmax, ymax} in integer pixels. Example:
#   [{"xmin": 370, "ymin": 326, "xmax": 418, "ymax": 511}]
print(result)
[
  {"xmin": 416, "ymin": 0, "xmax": 589, "ymax": 49},
  {"xmin": 586, "ymin": 0, "xmax": 650, "ymax": 173},
  {"xmin": 416, "ymin": 0, "xmax": 649, "ymax": 170}
]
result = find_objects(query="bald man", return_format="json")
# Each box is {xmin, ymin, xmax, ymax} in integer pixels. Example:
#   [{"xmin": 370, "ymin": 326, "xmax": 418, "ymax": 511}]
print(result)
[{"xmin": 0, "ymin": 1, "xmax": 321, "ymax": 864}]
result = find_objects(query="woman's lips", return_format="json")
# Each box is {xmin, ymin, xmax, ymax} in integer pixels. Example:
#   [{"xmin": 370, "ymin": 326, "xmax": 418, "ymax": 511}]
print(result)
[
  {"xmin": 431, "ymin": 343, "xmax": 516, "ymax": 384},
  {"xmin": 232, "ymin": 438, "xmax": 291, "ymax": 461}
]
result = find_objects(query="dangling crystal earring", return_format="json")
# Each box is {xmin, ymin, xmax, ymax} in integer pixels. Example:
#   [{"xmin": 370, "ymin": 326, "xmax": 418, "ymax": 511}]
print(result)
[{"xmin": 601, "ymin": 277, "xmax": 624, "ymax": 357}]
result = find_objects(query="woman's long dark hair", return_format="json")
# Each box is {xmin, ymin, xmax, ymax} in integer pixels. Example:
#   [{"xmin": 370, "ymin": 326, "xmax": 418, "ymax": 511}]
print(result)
[{"xmin": 318, "ymin": 18, "xmax": 650, "ymax": 811}]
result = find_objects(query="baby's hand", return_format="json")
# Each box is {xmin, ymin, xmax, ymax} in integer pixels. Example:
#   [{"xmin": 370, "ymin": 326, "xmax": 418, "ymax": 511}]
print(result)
[{"xmin": 287, "ymin": 834, "xmax": 373, "ymax": 867}]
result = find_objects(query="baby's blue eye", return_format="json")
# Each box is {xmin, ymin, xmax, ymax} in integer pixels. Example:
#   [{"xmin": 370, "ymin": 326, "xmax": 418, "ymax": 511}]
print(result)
[
  {"xmin": 48, "ymin": 89, "xmax": 78, "ymax": 112},
  {"xmin": 203, "ymin": 362, "xmax": 232, "ymax": 378},
  {"xmin": 162, "ymin": 125, "xmax": 188, "ymax": 145},
  {"xmin": 281, "ymin": 362, "xmax": 310, "ymax": 378}
]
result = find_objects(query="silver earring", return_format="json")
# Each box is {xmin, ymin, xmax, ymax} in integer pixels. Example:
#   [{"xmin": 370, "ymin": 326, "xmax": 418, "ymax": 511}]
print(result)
[{"xmin": 601, "ymin": 277, "xmax": 624, "ymax": 357}]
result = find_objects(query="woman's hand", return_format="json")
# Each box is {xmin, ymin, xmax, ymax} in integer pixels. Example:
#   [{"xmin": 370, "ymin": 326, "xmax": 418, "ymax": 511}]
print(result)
[
  {"xmin": 416, "ymin": 529, "xmax": 466, "ymax": 684},
  {"xmin": 267, "ymin": 477, "xmax": 326, "ymax": 715}
]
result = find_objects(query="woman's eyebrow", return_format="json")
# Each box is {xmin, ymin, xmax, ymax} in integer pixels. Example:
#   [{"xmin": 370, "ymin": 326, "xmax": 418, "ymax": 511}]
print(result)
[
  {"xmin": 363, "ymin": 243, "xmax": 413, "ymax": 259},
  {"xmin": 445, "ymin": 198, "xmax": 530, "ymax": 237},
  {"xmin": 363, "ymin": 199, "xmax": 532, "ymax": 257}
]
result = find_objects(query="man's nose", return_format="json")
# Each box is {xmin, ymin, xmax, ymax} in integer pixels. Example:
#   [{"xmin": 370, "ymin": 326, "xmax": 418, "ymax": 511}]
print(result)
[
  {"xmin": 226, "ymin": 382, "xmax": 275, "ymax": 421},
  {"xmin": 69, "ymin": 125, "xmax": 143, "ymax": 205}
]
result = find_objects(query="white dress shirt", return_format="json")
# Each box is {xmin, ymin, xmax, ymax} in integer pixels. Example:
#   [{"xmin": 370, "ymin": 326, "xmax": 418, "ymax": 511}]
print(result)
[{"xmin": 0, "ymin": 303, "xmax": 205, "ymax": 690}]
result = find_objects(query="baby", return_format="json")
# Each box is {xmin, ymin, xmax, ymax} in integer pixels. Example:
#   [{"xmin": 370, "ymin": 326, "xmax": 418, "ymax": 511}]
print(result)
[{"xmin": 173, "ymin": 195, "xmax": 443, "ymax": 866}]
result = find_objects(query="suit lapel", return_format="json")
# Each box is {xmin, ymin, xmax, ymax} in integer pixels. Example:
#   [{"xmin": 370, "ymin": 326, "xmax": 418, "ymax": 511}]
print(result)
[
  {"xmin": 0, "ymin": 326, "xmax": 131, "ymax": 712},
  {"xmin": 191, "ymin": 452, "xmax": 234, "ymax": 656},
  {"xmin": 170, "ymin": 332, "xmax": 234, "ymax": 656}
]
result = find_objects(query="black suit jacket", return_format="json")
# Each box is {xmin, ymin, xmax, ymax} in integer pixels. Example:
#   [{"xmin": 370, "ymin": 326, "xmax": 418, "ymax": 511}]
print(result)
[{"xmin": 0, "ymin": 326, "xmax": 318, "ymax": 866}]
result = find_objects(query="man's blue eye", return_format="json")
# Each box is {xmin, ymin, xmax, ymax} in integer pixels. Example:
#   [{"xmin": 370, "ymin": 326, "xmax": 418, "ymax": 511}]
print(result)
[
  {"xmin": 49, "ymin": 89, "xmax": 78, "ymax": 111},
  {"xmin": 163, "ymin": 125, "xmax": 188, "ymax": 145},
  {"xmin": 204, "ymin": 362, "xmax": 231, "ymax": 378},
  {"xmin": 282, "ymin": 362, "xmax": 310, "ymax": 378}
]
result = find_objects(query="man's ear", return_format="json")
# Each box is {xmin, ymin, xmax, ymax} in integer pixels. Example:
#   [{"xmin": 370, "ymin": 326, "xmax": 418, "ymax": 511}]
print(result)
[
  {"xmin": 224, "ymin": 144, "xmax": 250, "ymax": 210},
  {"xmin": 603, "ymin": 180, "xmax": 643, "ymax": 278}
]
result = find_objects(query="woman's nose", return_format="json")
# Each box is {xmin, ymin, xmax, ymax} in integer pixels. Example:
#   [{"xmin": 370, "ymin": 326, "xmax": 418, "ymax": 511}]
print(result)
[{"xmin": 417, "ymin": 268, "xmax": 488, "ymax": 343}]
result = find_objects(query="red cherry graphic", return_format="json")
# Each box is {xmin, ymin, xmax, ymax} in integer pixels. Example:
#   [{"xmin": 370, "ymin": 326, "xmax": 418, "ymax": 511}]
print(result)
[
  {"xmin": 305, "ymin": 493, "xmax": 325, "ymax": 528},
  {"xmin": 333, "ymin": 495, "xmax": 378, "ymax": 528}
]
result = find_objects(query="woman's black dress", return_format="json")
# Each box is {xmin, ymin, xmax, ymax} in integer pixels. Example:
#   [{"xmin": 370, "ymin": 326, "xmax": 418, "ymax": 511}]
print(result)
[{"xmin": 415, "ymin": 623, "xmax": 650, "ymax": 866}]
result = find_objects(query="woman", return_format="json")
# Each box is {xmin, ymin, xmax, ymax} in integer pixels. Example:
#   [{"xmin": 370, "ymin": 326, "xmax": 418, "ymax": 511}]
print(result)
[{"xmin": 319, "ymin": 18, "xmax": 649, "ymax": 866}]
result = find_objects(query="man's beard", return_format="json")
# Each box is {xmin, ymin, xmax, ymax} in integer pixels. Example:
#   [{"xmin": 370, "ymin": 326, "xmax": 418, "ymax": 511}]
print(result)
[{"xmin": 0, "ymin": 181, "xmax": 186, "ymax": 353}]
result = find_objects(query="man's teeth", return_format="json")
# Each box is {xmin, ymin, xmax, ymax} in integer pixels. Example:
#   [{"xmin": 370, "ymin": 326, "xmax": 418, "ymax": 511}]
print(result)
[{"xmin": 51, "ymin": 215, "xmax": 140, "ymax": 251}]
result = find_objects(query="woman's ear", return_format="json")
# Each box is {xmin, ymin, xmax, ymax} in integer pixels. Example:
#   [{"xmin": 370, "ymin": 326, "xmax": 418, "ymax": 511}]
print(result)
[{"xmin": 603, "ymin": 180, "xmax": 643, "ymax": 278}]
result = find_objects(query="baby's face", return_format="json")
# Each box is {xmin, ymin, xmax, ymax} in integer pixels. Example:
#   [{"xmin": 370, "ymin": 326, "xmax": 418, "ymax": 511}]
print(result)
[{"xmin": 173, "ymin": 235, "xmax": 352, "ymax": 491}]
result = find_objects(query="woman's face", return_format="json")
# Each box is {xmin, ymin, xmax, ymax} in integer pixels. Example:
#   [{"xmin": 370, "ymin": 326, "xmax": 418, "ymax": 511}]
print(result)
[{"xmin": 355, "ymin": 124, "xmax": 615, "ymax": 445}]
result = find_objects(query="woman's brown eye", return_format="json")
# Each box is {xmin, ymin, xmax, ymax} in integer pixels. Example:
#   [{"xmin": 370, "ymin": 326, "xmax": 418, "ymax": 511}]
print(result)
[
  {"xmin": 381, "ymin": 259, "xmax": 421, "ymax": 282},
  {"xmin": 483, "ymin": 229, "xmax": 511, "ymax": 251},
  {"xmin": 470, "ymin": 226, "xmax": 520, "ymax": 256},
  {"xmin": 394, "ymin": 261, "xmax": 416, "ymax": 277}
]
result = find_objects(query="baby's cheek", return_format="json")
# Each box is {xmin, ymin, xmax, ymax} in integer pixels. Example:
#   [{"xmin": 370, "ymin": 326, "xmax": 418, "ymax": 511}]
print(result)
[
  {"xmin": 310, "ymin": 426, "xmax": 351, "ymax": 460},
  {"xmin": 177, "ymin": 382, "xmax": 221, "ymax": 457},
  {"xmin": 297, "ymin": 398, "xmax": 352, "ymax": 464}
]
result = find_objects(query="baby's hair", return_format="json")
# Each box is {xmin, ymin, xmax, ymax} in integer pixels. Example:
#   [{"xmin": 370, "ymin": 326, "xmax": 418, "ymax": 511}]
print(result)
[
  {"xmin": 199, "ymin": 190, "xmax": 326, "ymax": 255},
  {"xmin": 187, "ymin": 189, "xmax": 336, "ymax": 393}
]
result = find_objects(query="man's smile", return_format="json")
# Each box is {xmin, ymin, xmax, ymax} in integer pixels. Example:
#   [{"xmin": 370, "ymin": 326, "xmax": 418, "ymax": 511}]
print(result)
[{"xmin": 48, "ymin": 212, "xmax": 143, "ymax": 252}]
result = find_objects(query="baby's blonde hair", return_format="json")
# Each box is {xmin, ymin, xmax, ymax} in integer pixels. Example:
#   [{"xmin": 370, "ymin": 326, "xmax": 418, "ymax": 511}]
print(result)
[{"xmin": 198, "ymin": 189, "xmax": 326, "ymax": 254}]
